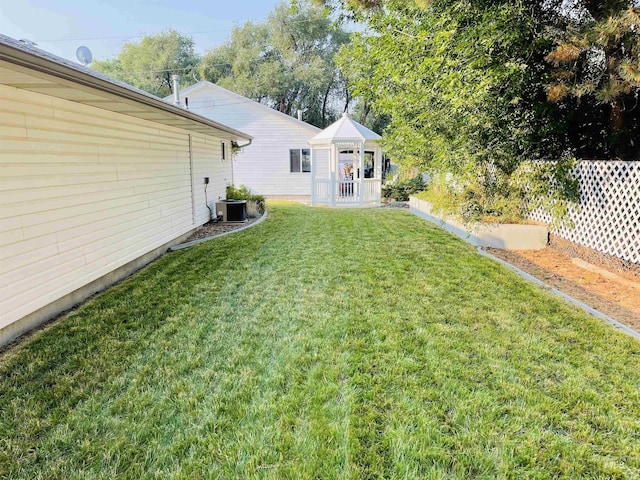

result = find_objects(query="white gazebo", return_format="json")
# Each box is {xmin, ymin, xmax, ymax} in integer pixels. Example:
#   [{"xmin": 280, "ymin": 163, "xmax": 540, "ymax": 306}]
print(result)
[{"xmin": 309, "ymin": 113, "xmax": 383, "ymax": 207}]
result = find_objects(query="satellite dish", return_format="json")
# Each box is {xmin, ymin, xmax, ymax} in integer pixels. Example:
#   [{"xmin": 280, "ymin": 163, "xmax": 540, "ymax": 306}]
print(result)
[
  {"xmin": 76, "ymin": 46, "xmax": 93, "ymax": 66},
  {"xmin": 18, "ymin": 39, "xmax": 38, "ymax": 48}
]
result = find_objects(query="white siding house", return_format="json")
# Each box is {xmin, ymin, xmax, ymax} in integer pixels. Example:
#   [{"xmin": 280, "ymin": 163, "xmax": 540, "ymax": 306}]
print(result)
[
  {"xmin": 0, "ymin": 35, "xmax": 252, "ymax": 346},
  {"xmin": 166, "ymin": 81, "xmax": 321, "ymax": 196}
]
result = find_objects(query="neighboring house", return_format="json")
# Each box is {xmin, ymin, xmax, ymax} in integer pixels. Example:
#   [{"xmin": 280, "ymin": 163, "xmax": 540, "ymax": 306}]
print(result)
[
  {"xmin": 165, "ymin": 81, "xmax": 321, "ymax": 196},
  {"xmin": 0, "ymin": 35, "xmax": 252, "ymax": 347}
]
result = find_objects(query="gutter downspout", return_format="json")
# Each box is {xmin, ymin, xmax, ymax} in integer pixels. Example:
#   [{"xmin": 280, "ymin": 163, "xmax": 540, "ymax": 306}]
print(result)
[
  {"xmin": 230, "ymin": 139, "xmax": 252, "ymax": 188},
  {"xmin": 188, "ymin": 134, "xmax": 197, "ymax": 226}
]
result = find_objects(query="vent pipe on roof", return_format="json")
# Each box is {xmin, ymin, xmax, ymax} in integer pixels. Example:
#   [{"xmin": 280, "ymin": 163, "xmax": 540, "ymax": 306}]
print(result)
[{"xmin": 172, "ymin": 74, "xmax": 181, "ymax": 107}]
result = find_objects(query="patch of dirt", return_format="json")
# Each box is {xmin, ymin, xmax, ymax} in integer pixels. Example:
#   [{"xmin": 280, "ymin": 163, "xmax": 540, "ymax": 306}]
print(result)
[
  {"xmin": 486, "ymin": 246, "xmax": 640, "ymax": 332},
  {"xmin": 550, "ymin": 235, "xmax": 640, "ymax": 281},
  {"xmin": 185, "ymin": 216, "xmax": 260, "ymax": 242}
]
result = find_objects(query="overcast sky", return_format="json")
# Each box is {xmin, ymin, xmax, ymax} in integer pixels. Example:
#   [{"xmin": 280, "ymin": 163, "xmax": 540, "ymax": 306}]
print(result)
[{"xmin": 0, "ymin": 0, "xmax": 284, "ymax": 63}]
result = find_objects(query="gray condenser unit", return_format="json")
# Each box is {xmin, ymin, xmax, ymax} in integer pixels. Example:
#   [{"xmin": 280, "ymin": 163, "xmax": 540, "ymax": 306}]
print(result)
[{"xmin": 215, "ymin": 200, "xmax": 248, "ymax": 222}]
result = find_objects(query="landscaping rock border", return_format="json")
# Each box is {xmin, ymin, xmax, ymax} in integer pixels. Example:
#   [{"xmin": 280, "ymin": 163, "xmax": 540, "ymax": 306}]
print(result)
[
  {"xmin": 169, "ymin": 210, "xmax": 268, "ymax": 251},
  {"xmin": 478, "ymin": 247, "xmax": 640, "ymax": 341}
]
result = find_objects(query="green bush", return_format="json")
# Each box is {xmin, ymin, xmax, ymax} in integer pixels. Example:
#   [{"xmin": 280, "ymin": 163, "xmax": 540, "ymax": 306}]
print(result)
[
  {"xmin": 415, "ymin": 161, "xmax": 578, "ymax": 226},
  {"xmin": 382, "ymin": 176, "xmax": 426, "ymax": 201},
  {"xmin": 226, "ymin": 185, "xmax": 265, "ymax": 217}
]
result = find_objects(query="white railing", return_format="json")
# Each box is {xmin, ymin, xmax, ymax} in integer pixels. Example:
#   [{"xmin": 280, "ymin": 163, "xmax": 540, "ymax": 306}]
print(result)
[
  {"xmin": 362, "ymin": 179, "xmax": 380, "ymax": 204},
  {"xmin": 313, "ymin": 179, "xmax": 332, "ymax": 204},
  {"xmin": 312, "ymin": 179, "xmax": 382, "ymax": 206},
  {"xmin": 336, "ymin": 181, "xmax": 358, "ymax": 204},
  {"xmin": 529, "ymin": 160, "xmax": 639, "ymax": 264}
]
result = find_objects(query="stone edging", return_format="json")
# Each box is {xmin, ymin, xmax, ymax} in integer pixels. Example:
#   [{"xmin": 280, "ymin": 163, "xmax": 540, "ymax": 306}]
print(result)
[
  {"xmin": 477, "ymin": 247, "xmax": 640, "ymax": 341},
  {"xmin": 169, "ymin": 210, "xmax": 269, "ymax": 251}
]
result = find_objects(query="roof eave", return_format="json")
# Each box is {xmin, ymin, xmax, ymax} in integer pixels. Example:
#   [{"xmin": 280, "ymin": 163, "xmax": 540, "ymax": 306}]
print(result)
[
  {"xmin": 310, "ymin": 136, "xmax": 368, "ymax": 144},
  {"xmin": 0, "ymin": 42, "xmax": 252, "ymax": 142}
]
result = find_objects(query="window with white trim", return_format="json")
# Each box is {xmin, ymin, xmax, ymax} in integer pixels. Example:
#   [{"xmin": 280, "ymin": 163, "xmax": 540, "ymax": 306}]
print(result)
[{"xmin": 290, "ymin": 148, "xmax": 311, "ymax": 173}]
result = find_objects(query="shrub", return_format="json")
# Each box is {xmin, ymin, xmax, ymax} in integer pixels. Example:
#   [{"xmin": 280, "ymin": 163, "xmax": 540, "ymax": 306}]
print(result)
[
  {"xmin": 382, "ymin": 176, "xmax": 426, "ymax": 201},
  {"xmin": 416, "ymin": 161, "xmax": 578, "ymax": 226}
]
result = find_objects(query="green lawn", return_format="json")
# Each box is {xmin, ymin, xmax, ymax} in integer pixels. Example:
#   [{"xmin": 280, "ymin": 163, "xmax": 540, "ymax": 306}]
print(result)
[{"xmin": 1, "ymin": 203, "xmax": 640, "ymax": 479}]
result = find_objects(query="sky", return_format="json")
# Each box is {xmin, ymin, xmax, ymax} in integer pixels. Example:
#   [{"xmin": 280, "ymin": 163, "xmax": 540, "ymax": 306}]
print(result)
[{"xmin": 0, "ymin": 0, "xmax": 284, "ymax": 63}]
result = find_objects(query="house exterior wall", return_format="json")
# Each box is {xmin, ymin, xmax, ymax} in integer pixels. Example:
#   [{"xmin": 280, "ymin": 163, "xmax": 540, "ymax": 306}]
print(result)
[
  {"xmin": 0, "ymin": 84, "xmax": 231, "ymax": 339},
  {"xmin": 190, "ymin": 134, "xmax": 232, "ymax": 225},
  {"xmin": 182, "ymin": 86, "xmax": 319, "ymax": 196}
]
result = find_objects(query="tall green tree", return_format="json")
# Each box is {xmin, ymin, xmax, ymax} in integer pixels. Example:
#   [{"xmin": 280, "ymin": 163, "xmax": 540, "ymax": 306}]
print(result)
[
  {"xmin": 329, "ymin": 0, "xmax": 640, "ymax": 158},
  {"xmin": 93, "ymin": 30, "xmax": 199, "ymax": 98},
  {"xmin": 332, "ymin": 0, "xmax": 578, "ymax": 221},
  {"xmin": 546, "ymin": 2, "xmax": 640, "ymax": 157},
  {"xmin": 199, "ymin": 1, "xmax": 349, "ymax": 127}
]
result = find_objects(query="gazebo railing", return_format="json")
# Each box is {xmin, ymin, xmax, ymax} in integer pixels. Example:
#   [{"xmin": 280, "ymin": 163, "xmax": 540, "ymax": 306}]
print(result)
[
  {"xmin": 336, "ymin": 180, "xmax": 357, "ymax": 203},
  {"xmin": 313, "ymin": 178, "xmax": 381, "ymax": 206},
  {"xmin": 362, "ymin": 179, "xmax": 380, "ymax": 204},
  {"xmin": 313, "ymin": 179, "xmax": 332, "ymax": 204}
]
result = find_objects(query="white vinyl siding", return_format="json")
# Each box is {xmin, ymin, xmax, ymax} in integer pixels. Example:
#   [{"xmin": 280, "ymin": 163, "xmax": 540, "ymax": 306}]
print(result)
[
  {"xmin": 0, "ymin": 84, "xmax": 228, "ymax": 330},
  {"xmin": 182, "ymin": 84, "xmax": 320, "ymax": 196},
  {"xmin": 191, "ymin": 135, "xmax": 232, "ymax": 226}
]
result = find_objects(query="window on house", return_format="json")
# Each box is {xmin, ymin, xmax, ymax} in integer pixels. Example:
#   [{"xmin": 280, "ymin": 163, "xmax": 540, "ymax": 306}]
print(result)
[
  {"xmin": 290, "ymin": 149, "xmax": 311, "ymax": 173},
  {"xmin": 221, "ymin": 142, "xmax": 227, "ymax": 161}
]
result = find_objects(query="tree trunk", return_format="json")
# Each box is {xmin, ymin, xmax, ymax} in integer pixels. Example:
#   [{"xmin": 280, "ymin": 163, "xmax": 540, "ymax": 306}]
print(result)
[
  {"xmin": 359, "ymin": 100, "xmax": 371, "ymax": 126},
  {"xmin": 283, "ymin": 89, "xmax": 299, "ymax": 116},
  {"xmin": 321, "ymin": 82, "xmax": 332, "ymax": 127},
  {"xmin": 610, "ymin": 96, "xmax": 625, "ymax": 158},
  {"xmin": 344, "ymin": 87, "xmax": 351, "ymax": 113},
  {"xmin": 610, "ymin": 97, "xmax": 624, "ymax": 132}
]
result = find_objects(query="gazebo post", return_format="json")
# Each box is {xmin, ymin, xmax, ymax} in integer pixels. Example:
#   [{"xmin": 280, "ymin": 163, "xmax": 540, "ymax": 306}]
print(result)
[
  {"xmin": 310, "ymin": 146, "xmax": 316, "ymax": 206},
  {"xmin": 375, "ymin": 147, "xmax": 383, "ymax": 206},
  {"xmin": 359, "ymin": 142, "xmax": 365, "ymax": 206},
  {"xmin": 330, "ymin": 144, "xmax": 336, "ymax": 208}
]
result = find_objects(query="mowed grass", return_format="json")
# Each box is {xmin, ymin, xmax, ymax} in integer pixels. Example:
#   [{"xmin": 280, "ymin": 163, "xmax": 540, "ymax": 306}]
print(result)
[{"xmin": 1, "ymin": 203, "xmax": 640, "ymax": 479}]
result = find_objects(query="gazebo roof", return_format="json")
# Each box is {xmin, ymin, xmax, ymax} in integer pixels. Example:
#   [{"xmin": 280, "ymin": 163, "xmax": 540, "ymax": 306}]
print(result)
[{"xmin": 310, "ymin": 113, "xmax": 382, "ymax": 144}]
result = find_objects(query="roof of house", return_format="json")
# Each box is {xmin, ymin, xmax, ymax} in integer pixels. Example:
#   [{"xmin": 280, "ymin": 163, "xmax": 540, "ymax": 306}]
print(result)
[
  {"xmin": 167, "ymin": 81, "xmax": 321, "ymax": 133},
  {"xmin": 0, "ymin": 34, "xmax": 252, "ymax": 141},
  {"xmin": 310, "ymin": 112, "xmax": 382, "ymax": 144}
]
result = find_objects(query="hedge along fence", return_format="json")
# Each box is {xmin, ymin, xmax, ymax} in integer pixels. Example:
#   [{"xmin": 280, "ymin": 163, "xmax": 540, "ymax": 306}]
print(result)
[{"xmin": 529, "ymin": 160, "xmax": 639, "ymax": 264}]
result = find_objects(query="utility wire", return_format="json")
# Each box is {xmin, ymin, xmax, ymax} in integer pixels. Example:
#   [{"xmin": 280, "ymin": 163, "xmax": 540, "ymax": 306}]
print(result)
[
  {"xmin": 104, "ymin": 62, "xmax": 234, "ymax": 75},
  {"xmin": 34, "ymin": 17, "xmax": 332, "ymax": 44},
  {"xmin": 37, "ymin": 29, "xmax": 230, "ymax": 43}
]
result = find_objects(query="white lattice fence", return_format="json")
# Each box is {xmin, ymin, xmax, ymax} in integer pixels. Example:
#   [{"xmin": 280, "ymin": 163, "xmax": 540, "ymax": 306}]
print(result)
[{"xmin": 529, "ymin": 161, "xmax": 640, "ymax": 264}]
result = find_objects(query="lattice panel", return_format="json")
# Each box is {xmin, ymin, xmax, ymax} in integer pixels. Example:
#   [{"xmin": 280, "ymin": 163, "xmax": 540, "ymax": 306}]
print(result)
[{"xmin": 529, "ymin": 161, "xmax": 640, "ymax": 264}]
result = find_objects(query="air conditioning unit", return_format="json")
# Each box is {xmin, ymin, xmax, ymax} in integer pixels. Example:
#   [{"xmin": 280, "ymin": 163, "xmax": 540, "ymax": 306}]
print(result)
[{"xmin": 215, "ymin": 200, "xmax": 248, "ymax": 223}]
